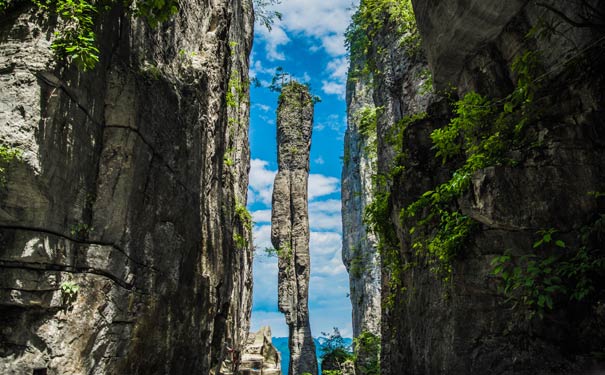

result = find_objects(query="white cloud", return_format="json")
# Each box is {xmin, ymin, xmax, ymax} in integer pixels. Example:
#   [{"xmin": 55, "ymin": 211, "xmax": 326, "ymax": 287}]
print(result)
[
  {"xmin": 321, "ymin": 34, "xmax": 347, "ymax": 56},
  {"xmin": 310, "ymin": 231, "xmax": 342, "ymax": 256},
  {"xmin": 253, "ymin": 103, "xmax": 271, "ymax": 112},
  {"xmin": 256, "ymin": 0, "xmax": 358, "ymax": 58},
  {"xmin": 309, "ymin": 174, "xmax": 340, "ymax": 200},
  {"xmin": 253, "ymin": 224, "xmax": 273, "ymax": 251},
  {"xmin": 313, "ymin": 156, "xmax": 325, "ymax": 165},
  {"xmin": 327, "ymin": 56, "xmax": 349, "ymax": 81},
  {"xmin": 309, "ymin": 199, "xmax": 342, "ymax": 232},
  {"xmin": 252, "ymin": 209, "xmax": 272, "ymax": 224},
  {"xmin": 321, "ymin": 80, "xmax": 346, "ymax": 99},
  {"xmin": 316, "ymin": 114, "xmax": 346, "ymax": 135},
  {"xmin": 248, "ymin": 159, "xmax": 277, "ymax": 205},
  {"xmin": 257, "ymin": 25, "xmax": 290, "ymax": 61}
]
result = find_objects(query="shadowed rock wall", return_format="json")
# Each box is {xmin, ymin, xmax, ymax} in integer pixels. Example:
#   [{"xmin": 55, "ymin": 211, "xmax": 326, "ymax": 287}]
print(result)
[
  {"xmin": 0, "ymin": 1, "xmax": 254, "ymax": 374},
  {"xmin": 345, "ymin": 0, "xmax": 605, "ymax": 374}
]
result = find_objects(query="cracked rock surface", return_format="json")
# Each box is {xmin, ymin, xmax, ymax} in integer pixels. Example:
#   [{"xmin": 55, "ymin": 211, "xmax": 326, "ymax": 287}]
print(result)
[
  {"xmin": 271, "ymin": 82, "xmax": 318, "ymax": 375},
  {"xmin": 0, "ymin": 1, "xmax": 254, "ymax": 374}
]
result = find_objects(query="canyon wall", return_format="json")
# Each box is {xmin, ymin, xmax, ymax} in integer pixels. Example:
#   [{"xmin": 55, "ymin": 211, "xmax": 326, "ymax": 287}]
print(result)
[
  {"xmin": 0, "ymin": 1, "xmax": 254, "ymax": 374},
  {"xmin": 344, "ymin": 0, "xmax": 605, "ymax": 374}
]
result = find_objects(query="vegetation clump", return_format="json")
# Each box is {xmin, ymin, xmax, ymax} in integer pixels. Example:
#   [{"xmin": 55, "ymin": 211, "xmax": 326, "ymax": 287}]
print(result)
[
  {"xmin": 0, "ymin": 145, "xmax": 21, "ymax": 187},
  {"xmin": 0, "ymin": 0, "xmax": 179, "ymax": 70},
  {"xmin": 345, "ymin": 0, "xmax": 420, "ymax": 75}
]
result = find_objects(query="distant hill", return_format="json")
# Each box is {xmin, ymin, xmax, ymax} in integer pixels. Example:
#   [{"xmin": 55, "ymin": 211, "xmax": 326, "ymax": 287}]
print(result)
[{"xmin": 271, "ymin": 337, "xmax": 353, "ymax": 375}]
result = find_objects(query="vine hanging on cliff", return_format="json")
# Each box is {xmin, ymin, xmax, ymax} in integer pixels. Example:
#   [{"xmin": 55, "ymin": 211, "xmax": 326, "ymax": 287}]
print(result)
[
  {"xmin": 345, "ymin": 0, "xmax": 421, "ymax": 76},
  {"xmin": 0, "ymin": 0, "xmax": 179, "ymax": 70}
]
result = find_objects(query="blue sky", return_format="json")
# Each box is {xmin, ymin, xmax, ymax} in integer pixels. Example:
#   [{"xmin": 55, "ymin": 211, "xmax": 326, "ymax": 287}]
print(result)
[{"xmin": 248, "ymin": 0, "xmax": 358, "ymax": 338}]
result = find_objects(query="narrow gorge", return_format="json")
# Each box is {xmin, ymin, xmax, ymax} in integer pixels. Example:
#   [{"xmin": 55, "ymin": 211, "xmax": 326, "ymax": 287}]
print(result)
[{"xmin": 1, "ymin": 0, "xmax": 604, "ymax": 374}]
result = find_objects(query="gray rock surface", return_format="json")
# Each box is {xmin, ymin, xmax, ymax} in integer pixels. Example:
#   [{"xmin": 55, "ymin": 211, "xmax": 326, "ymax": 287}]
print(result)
[
  {"xmin": 345, "ymin": 0, "xmax": 605, "ymax": 374},
  {"xmin": 270, "ymin": 82, "xmax": 318, "ymax": 375},
  {"xmin": 238, "ymin": 326, "xmax": 281, "ymax": 375},
  {"xmin": 341, "ymin": 56, "xmax": 381, "ymax": 365},
  {"xmin": 0, "ymin": 1, "xmax": 254, "ymax": 374}
]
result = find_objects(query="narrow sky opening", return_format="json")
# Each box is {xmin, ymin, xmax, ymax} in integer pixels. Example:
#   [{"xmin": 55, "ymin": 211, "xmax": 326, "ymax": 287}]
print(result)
[{"xmin": 247, "ymin": 0, "xmax": 359, "ymax": 340}]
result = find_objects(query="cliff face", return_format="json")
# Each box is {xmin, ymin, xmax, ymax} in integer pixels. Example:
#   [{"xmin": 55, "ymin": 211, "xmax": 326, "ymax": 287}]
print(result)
[
  {"xmin": 341, "ymin": 56, "xmax": 381, "ymax": 365},
  {"xmin": 0, "ymin": 1, "xmax": 254, "ymax": 374},
  {"xmin": 271, "ymin": 82, "xmax": 318, "ymax": 375},
  {"xmin": 345, "ymin": 0, "xmax": 605, "ymax": 374}
]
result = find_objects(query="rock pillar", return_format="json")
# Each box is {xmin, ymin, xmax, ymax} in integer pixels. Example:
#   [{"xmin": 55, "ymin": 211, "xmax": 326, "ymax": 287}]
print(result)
[{"xmin": 271, "ymin": 82, "xmax": 318, "ymax": 375}]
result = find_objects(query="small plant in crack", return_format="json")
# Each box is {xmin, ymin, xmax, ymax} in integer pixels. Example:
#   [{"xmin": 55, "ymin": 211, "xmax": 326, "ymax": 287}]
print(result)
[{"xmin": 60, "ymin": 281, "xmax": 79, "ymax": 308}]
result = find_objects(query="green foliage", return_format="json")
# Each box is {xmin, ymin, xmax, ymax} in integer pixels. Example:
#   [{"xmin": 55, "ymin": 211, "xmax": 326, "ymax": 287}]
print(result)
[
  {"xmin": 10, "ymin": 0, "xmax": 179, "ymax": 71},
  {"xmin": 355, "ymin": 105, "xmax": 381, "ymax": 159},
  {"xmin": 417, "ymin": 67, "xmax": 433, "ymax": 95},
  {"xmin": 353, "ymin": 331, "xmax": 380, "ymax": 375},
  {"xmin": 398, "ymin": 51, "xmax": 543, "ymax": 281},
  {"xmin": 253, "ymin": 0, "xmax": 282, "ymax": 31},
  {"xmin": 492, "ymin": 217, "xmax": 605, "ymax": 320},
  {"xmin": 323, "ymin": 371, "xmax": 342, "ymax": 375},
  {"xmin": 0, "ymin": 145, "xmax": 22, "ymax": 186},
  {"xmin": 349, "ymin": 248, "xmax": 368, "ymax": 278},
  {"xmin": 346, "ymin": 0, "xmax": 420, "ymax": 75},
  {"xmin": 226, "ymin": 69, "xmax": 244, "ymax": 108},
  {"xmin": 232, "ymin": 202, "xmax": 252, "ymax": 249},
  {"xmin": 320, "ymin": 327, "xmax": 354, "ymax": 374},
  {"xmin": 235, "ymin": 202, "xmax": 252, "ymax": 233},
  {"xmin": 233, "ymin": 233, "xmax": 247, "ymax": 249},
  {"xmin": 60, "ymin": 280, "xmax": 79, "ymax": 306},
  {"xmin": 70, "ymin": 222, "xmax": 91, "ymax": 239}
]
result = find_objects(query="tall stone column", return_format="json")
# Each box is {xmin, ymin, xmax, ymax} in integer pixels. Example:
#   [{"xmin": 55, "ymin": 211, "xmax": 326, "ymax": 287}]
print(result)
[{"xmin": 271, "ymin": 82, "xmax": 318, "ymax": 375}]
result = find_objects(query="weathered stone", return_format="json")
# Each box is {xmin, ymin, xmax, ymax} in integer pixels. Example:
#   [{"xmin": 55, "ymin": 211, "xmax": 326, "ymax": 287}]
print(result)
[
  {"xmin": 237, "ymin": 326, "xmax": 281, "ymax": 375},
  {"xmin": 345, "ymin": 0, "xmax": 605, "ymax": 374},
  {"xmin": 271, "ymin": 82, "xmax": 318, "ymax": 375},
  {"xmin": 341, "ymin": 55, "xmax": 382, "ymax": 371},
  {"xmin": 0, "ymin": 0, "xmax": 254, "ymax": 374}
]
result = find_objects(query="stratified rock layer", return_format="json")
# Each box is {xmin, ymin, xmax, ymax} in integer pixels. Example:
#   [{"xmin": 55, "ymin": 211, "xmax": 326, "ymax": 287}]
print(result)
[
  {"xmin": 271, "ymin": 82, "xmax": 318, "ymax": 375},
  {"xmin": 0, "ymin": 1, "xmax": 254, "ymax": 374}
]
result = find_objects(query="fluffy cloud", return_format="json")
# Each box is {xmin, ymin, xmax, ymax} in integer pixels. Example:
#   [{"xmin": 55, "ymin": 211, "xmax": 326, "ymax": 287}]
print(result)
[
  {"xmin": 321, "ymin": 80, "xmax": 346, "ymax": 99},
  {"xmin": 248, "ymin": 159, "xmax": 277, "ymax": 205},
  {"xmin": 315, "ymin": 114, "xmax": 346, "ymax": 135},
  {"xmin": 255, "ymin": 0, "xmax": 358, "ymax": 58},
  {"xmin": 309, "ymin": 173, "xmax": 340, "ymax": 200},
  {"xmin": 309, "ymin": 199, "xmax": 342, "ymax": 232},
  {"xmin": 252, "ymin": 209, "xmax": 272, "ymax": 224},
  {"xmin": 256, "ymin": 24, "xmax": 290, "ymax": 61}
]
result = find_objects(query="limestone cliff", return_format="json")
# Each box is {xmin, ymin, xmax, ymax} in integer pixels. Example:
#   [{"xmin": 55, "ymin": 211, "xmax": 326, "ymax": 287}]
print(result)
[
  {"xmin": 345, "ymin": 0, "xmax": 605, "ymax": 374},
  {"xmin": 341, "ymin": 55, "xmax": 381, "ymax": 370},
  {"xmin": 271, "ymin": 81, "xmax": 318, "ymax": 375},
  {"xmin": 0, "ymin": 0, "xmax": 254, "ymax": 374}
]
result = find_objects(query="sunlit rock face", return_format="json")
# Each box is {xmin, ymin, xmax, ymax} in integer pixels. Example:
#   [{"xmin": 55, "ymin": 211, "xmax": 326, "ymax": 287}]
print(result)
[
  {"xmin": 0, "ymin": 1, "xmax": 254, "ymax": 373},
  {"xmin": 271, "ymin": 82, "xmax": 318, "ymax": 375},
  {"xmin": 346, "ymin": 0, "xmax": 605, "ymax": 374},
  {"xmin": 238, "ymin": 326, "xmax": 282, "ymax": 375},
  {"xmin": 341, "ymin": 54, "xmax": 382, "ymax": 369}
]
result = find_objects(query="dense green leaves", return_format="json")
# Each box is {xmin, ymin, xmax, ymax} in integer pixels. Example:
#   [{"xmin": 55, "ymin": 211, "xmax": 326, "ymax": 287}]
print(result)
[
  {"xmin": 3, "ymin": 0, "xmax": 179, "ymax": 70},
  {"xmin": 492, "ymin": 218, "xmax": 605, "ymax": 320},
  {"xmin": 0, "ymin": 145, "xmax": 22, "ymax": 186},
  {"xmin": 346, "ymin": 0, "xmax": 420, "ymax": 75}
]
